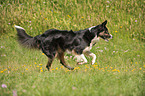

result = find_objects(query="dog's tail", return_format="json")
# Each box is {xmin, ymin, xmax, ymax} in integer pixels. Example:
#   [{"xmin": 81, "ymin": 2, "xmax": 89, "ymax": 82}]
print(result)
[{"xmin": 15, "ymin": 25, "xmax": 39, "ymax": 49}]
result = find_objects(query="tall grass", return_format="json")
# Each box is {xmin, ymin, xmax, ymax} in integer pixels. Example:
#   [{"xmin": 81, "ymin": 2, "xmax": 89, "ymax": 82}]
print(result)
[{"xmin": 0, "ymin": 0, "xmax": 145, "ymax": 96}]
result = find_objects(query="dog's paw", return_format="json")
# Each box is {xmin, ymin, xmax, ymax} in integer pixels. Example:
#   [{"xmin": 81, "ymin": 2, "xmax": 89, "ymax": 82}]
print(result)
[
  {"xmin": 67, "ymin": 66, "xmax": 74, "ymax": 70},
  {"xmin": 91, "ymin": 60, "xmax": 95, "ymax": 65},
  {"xmin": 77, "ymin": 62, "xmax": 87, "ymax": 65}
]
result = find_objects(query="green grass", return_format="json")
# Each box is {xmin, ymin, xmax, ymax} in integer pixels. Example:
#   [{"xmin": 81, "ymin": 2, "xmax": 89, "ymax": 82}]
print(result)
[{"xmin": 0, "ymin": 0, "xmax": 145, "ymax": 96}]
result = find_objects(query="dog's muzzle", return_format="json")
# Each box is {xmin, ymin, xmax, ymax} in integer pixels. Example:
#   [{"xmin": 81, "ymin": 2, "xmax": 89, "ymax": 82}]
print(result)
[
  {"xmin": 109, "ymin": 34, "xmax": 113, "ymax": 39},
  {"xmin": 105, "ymin": 34, "xmax": 113, "ymax": 42}
]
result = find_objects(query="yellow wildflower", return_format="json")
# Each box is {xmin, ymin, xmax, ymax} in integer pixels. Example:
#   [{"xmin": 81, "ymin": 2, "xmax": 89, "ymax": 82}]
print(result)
[
  {"xmin": 117, "ymin": 70, "xmax": 120, "ymax": 73},
  {"xmin": 40, "ymin": 70, "xmax": 43, "ymax": 72},
  {"xmin": 1, "ymin": 71, "xmax": 4, "ymax": 73},
  {"xmin": 110, "ymin": 67, "xmax": 113, "ymax": 69},
  {"xmin": 95, "ymin": 67, "xmax": 98, "ymax": 69},
  {"xmin": 65, "ymin": 70, "xmax": 70, "ymax": 72},
  {"xmin": 60, "ymin": 66, "xmax": 63, "ymax": 69},
  {"xmin": 37, "ymin": 66, "xmax": 39, "ymax": 68},
  {"xmin": 56, "ymin": 67, "xmax": 58, "ymax": 70},
  {"xmin": 85, "ymin": 65, "xmax": 89, "ymax": 68},
  {"xmin": 4, "ymin": 69, "xmax": 7, "ymax": 71},
  {"xmin": 112, "ymin": 69, "xmax": 117, "ymax": 72},
  {"xmin": 92, "ymin": 64, "xmax": 98, "ymax": 68},
  {"xmin": 132, "ymin": 69, "xmax": 135, "ymax": 72},
  {"xmin": 74, "ymin": 67, "xmax": 80, "ymax": 70},
  {"xmin": 101, "ymin": 68, "xmax": 104, "ymax": 70},
  {"xmin": 67, "ymin": 15, "xmax": 71, "ymax": 18},
  {"xmin": 125, "ymin": 70, "xmax": 128, "ymax": 72}
]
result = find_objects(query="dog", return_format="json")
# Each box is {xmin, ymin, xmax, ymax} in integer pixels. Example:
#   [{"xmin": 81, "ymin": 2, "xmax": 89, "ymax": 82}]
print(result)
[{"xmin": 15, "ymin": 20, "xmax": 113, "ymax": 71}]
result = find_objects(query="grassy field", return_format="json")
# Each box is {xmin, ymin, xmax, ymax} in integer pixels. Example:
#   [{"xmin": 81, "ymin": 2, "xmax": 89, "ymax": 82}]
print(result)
[{"xmin": 0, "ymin": 0, "xmax": 145, "ymax": 96}]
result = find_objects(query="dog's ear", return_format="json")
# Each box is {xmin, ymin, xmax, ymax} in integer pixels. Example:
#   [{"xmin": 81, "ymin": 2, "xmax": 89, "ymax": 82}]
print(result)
[
  {"xmin": 70, "ymin": 30, "xmax": 73, "ymax": 32},
  {"xmin": 69, "ymin": 30, "xmax": 73, "ymax": 32},
  {"xmin": 101, "ymin": 20, "xmax": 107, "ymax": 26}
]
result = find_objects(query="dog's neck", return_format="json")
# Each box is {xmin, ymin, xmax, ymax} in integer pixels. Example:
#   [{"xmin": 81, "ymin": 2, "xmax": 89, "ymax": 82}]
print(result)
[
  {"xmin": 88, "ymin": 26, "xmax": 100, "ymax": 46},
  {"xmin": 88, "ymin": 26, "xmax": 96, "ymax": 32}
]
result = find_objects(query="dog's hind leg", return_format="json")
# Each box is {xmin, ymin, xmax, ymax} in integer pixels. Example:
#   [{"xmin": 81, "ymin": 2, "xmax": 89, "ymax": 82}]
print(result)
[
  {"xmin": 42, "ymin": 48, "xmax": 56, "ymax": 71},
  {"xmin": 57, "ymin": 52, "xmax": 74, "ymax": 70},
  {"xmin": 46, "ymin": 58, "xmax": 54, "ymax": 71}
]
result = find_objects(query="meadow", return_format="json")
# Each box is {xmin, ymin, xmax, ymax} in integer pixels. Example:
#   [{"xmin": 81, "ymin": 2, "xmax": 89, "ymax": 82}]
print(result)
[{"xmin": 0, "ymin": 0, "xmax": 145, "ymax": 96}]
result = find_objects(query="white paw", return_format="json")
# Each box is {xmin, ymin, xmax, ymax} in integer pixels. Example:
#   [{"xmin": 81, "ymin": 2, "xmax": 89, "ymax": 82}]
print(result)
[{"xmin": 91, "ymin": 60, "xmax": 95, "ymax": 65}]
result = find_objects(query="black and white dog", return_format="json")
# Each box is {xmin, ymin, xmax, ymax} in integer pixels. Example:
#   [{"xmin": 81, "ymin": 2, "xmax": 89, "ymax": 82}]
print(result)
[{"xmin": 15, "ymin": 20, "xmax": 112, "ymax": 71}]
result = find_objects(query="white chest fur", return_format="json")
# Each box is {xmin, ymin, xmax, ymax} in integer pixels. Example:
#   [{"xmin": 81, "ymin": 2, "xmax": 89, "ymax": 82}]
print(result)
[{"xmin": 83, "ymin": 36, "xmax": 99, "ymax": 53}]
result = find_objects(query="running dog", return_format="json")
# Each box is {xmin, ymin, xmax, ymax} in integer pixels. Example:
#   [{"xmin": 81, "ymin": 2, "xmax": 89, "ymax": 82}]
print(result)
[{"xmin": 15, "ymin": 20, "xmax": 113, "ymax": 70}]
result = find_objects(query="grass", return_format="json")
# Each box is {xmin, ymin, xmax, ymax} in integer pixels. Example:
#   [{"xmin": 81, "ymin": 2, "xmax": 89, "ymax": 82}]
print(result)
[{"xmin": 0, "ymin": 0, "xmax": 145, "ymax": 96}]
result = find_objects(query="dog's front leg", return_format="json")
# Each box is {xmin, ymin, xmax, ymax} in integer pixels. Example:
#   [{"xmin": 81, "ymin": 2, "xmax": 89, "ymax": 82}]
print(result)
[
  {"xmin": 76, "ymin": 54, "xmax": 88, "ymax": 65},
  {"xmin": 84, "ymin": 51, "xmax": 96, "ymax": 65},
  {"xmin": 89, "ymin": 53, "xmax": 96, "ymax": 65}
]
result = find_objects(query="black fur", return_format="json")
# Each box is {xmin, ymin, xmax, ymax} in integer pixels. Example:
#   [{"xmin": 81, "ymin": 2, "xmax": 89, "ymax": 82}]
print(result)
[
  {"xmin": 15, "ymin": 20, "xmax": 112, "ymax": 70},
  {"xmin": 16, "ymin": 28, "xmax": 38, "ymax": 49}
]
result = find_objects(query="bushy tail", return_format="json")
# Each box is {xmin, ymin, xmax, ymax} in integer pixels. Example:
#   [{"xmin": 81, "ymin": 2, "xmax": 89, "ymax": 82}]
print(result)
[{"xmin": 15, "ymin": 25, "xmax": 38, "ymax": 49}]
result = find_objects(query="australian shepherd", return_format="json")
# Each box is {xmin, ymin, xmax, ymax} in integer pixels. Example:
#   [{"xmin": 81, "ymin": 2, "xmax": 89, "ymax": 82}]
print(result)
[{"xmin": 15, "ymin": 20, "xmax": 113, "ymax": 71}]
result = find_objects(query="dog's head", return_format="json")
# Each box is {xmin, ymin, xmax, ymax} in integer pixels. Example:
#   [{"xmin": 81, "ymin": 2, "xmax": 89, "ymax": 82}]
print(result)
[{"xmin": 89, "ymin": 20, "xmax": 113, "ymax": 42}]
